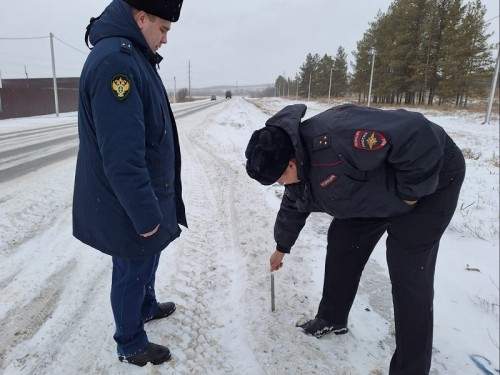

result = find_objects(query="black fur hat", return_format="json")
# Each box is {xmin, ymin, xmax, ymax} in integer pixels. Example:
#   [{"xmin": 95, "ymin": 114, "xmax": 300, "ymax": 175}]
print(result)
[
  {"xmin": 245, "ymin": 126, "xmax": 294, "ymax": 185},
  {"xmin": 124, "ymin": 0, "xmax": 183, "ymax": 22}
]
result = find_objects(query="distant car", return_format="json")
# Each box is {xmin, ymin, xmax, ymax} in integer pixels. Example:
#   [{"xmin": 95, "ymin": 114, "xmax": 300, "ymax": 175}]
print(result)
[
  {"xmin": 210, "ymin": 95, "xmax": 216, "ymax": 101},
  {"xmin": 225, "ymin": 90, "xmax": 232, "ymax": 99}
]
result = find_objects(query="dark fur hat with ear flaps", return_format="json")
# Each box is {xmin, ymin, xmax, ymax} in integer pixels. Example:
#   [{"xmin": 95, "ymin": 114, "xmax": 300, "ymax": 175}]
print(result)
[
  {"xmin": 124, "ymin": 0, "xmax": 183, "ymax": 22},
  {"xmin": 245, "ymin": 126, "xmax": 294, "ymax": 186}
]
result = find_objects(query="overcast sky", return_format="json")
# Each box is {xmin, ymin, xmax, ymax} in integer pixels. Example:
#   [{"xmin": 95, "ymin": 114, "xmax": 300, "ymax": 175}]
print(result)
[{"xmin": 0, "ymin": 0, "xmax": 499, "ymax": 89}]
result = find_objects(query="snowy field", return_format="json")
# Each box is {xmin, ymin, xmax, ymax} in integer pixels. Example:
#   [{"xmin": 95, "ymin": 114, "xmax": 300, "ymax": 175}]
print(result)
[{"xmin": 0, "ymin": 97, "xmax": 498, "ymax": 374}]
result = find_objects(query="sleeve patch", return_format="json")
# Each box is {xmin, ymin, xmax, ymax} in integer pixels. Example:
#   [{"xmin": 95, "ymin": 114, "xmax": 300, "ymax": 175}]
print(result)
[
  {"xmin": 353, "ymin": 130, "xmax": 387, "ymax": 151},
  {"xmin": 111, "ymin": 74, "xmax": 131, "ymax": 101}
]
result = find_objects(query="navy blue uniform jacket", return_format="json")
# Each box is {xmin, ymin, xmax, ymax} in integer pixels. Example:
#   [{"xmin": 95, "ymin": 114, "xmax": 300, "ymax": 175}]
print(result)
[
  {"xmin": 271, "ymin": 104, "xmax": 451, "ymax": 253},
  {"xmin": 73, "ymin": 0, "xmax": 187, "ymax": 259}
]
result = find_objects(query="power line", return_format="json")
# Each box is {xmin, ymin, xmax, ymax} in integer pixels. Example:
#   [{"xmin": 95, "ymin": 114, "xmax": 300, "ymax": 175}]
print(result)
[
  {"xmin": 53, "ymin": 35, "xmax": 88, "ymax": 55},
  {"xmin": 485, "ymin": 15, "xmax": 499, "ymax": 22},
  {"xmin": 0, "ymin": 36, "xmax": 48, "ymax": 40},
  {"xmin": 0, "ymin": 34, "xmax": 88, "ymax": 55}
]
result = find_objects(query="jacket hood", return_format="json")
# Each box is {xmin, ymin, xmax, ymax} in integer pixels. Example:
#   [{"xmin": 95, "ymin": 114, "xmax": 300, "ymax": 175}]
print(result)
[
  {"xmin": 86, "ymin": 0, "xmax": 160, "ymax": 64},
  {"xmin": 265, "ymin": 104, "xmax": 308, "ymax": 179}
]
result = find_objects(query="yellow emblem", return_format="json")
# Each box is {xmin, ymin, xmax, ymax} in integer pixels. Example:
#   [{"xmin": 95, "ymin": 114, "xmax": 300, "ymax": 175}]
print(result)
[
  {"xmin": 366, "ymin": 132, "xmax": 379, "ymax": 149},
  {"xmin": 111, "ymin": 74, "xmax": 131, "ymax": 100}
]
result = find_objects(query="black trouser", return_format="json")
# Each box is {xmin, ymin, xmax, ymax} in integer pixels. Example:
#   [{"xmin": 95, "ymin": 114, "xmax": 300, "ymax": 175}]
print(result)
[{"xmin": 317, "ymin": 142, "xmax": 465, "ymax": 375}]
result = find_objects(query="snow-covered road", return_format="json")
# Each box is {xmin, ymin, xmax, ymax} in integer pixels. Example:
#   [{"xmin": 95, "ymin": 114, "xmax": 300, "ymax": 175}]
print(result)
[{"xmin": 0, "ymin": 97, "xmax": 498, "ymax": 375}]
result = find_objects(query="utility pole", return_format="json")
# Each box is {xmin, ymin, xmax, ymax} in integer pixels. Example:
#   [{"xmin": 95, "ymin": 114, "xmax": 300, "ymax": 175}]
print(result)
[
  {"xmin": 50, "ymin": 32, "xmax": 59, "ymax": 116},
  {"xmin": 328, "ymin": 67, "xmax": 333, "ymax": 104},
  {"xmin": 484, "ymin": 49, "xmax": 499, "ymax": 124},
  {"xmin": 295, "ymin": 80, "xmax": 298, "ymax": 101},
  {"xmin": 307, "ymin": 72, "xmax": 312, "ymax": 102},
  {"xmin": 367, "ymin": 48, "xmax": 376, "ymax": 107},
  {"xmin": 0, "ymin": 70, "xmax": 3, "ymax": 113},
  {"xmin": 188, "ymin": 60, "xmax": 191, "ymax": 100},
  {"xmin": 173, "ymin": 76, "xmax": 177, "ymax": 104},
  {"xmin": 24, "ymin": 65, "xmax": 29, "ymax": 88}
]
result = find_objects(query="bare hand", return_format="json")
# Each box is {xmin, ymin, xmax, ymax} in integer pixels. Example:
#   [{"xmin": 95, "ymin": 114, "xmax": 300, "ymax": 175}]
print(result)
[
  {"xmin": 270, "ymin": 250, "xmax": 285, "ymax": 272},
  {"xmin": 141, "ymin": 224, "xmax": 160, "ymax": 237}
]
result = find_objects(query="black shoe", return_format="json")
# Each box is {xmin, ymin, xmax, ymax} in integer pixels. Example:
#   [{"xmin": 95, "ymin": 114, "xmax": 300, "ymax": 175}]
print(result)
[
  {"xmin": 118, "ymin": 342, "xmax": 171, "ymax": 366},
  {"xmin": 143, "ymin": 302, "xmax": 176, "ymax": 323},
  {"xmin": 297, "ymin": 318, "xmax": 348, "ymax": 338}
]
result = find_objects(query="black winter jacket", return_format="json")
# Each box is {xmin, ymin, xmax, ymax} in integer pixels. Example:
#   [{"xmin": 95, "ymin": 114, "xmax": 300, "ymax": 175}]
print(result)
[{"xmin": 271, "ymin": 104, "xmax": 452, "ymax": 253}]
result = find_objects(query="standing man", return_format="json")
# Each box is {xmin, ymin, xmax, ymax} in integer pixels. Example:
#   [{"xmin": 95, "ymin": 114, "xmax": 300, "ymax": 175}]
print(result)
[
  {"xmin": 73, "ymin": 0, "xmax": 187, "ymax": 367},
  {"xmin": 245, "ymin": 104, "xmax": 465, "ymax": 374}
]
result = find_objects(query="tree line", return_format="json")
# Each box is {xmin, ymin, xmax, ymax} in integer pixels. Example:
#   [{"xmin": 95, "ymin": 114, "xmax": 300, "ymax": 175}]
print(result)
[{"xmin": 274, "ymin": 0, "xmax": 497, "ymax": 107}]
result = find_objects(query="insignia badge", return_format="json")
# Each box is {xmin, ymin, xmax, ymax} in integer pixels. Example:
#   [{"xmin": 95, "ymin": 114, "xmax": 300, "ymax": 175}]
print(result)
[
  {"xmin": 313, "ymin": 134, "xmax": 330, "ymax": 151},
  {"xmin": 111, "ymin": 74, "xmax": 131, "ymax": 100},
  {"xmin": 353, "ymin": 130, "xmax": 387, "ymax": 151},
  {"xmin": 320, "ymin": 174, "xmax": 338, "ymax": 188}
]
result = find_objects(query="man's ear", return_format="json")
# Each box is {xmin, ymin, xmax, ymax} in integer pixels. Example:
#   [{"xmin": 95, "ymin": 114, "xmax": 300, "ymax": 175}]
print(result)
[{"xmin": 134, "ymin": 10, "xmax": 147, "ymax": 29}]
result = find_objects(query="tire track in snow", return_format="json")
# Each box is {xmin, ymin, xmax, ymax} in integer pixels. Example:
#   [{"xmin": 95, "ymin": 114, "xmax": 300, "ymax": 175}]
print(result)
[
  {"xmin": 0, "ymin": 259, "xmax": 76, "ymax": 369},
  {"xmin": 150, "ymin": 103, "xmax": 263, "ymax": 374},
  {"xmin": 177, "ymin": 99, "xmax": 351, "ymax": 374},
  {"xmin": 0, "ymin": 158, "xmax": 75, "ymax": 256},
  {"xmin": 197, "ymin": 98, "xmax": 392, "ymax": 374},
  {"xmin": 0, "ymin": 201, "xmax": 118, "ymax": 375}
]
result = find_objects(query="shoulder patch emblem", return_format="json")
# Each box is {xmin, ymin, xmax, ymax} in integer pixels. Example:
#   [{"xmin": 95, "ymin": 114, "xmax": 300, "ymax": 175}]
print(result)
[
  {"xmin": 111, "ymin": 74, "xmax": 131, "ymax": 100},
  {"xmin": 353, "ymin": 130, "xmax": 387, "ymax": 151}
]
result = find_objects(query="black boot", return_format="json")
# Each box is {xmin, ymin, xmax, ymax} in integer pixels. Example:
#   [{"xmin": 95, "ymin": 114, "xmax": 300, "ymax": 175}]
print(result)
[
  {"xmin": 143, "ymin": 302, "xmax": 176, "ymax": 323},
  {"xmin": 297, "ymin": 318, "xmax": 348, "ymax": 338},
  {"xmin": 118, "ymin": 342, "xmax": 171, "ymax": 366}
]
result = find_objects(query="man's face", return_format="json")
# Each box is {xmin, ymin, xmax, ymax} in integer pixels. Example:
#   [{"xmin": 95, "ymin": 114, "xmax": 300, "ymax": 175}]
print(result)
[
  {"xmin": 135, "ymin": 12, "xmax": 172, "ymax": 52},
  {"xmin": 277, "ymin": 160, "xmax": 300, "ymax": 186}
]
